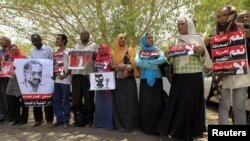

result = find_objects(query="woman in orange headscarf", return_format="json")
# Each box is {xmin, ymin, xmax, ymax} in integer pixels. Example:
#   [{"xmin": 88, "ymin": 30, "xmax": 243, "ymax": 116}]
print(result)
[
  {"xmin": 111, "ymin": 34, "xmax": 138, "ymax": 132},
  {"xmin": 5, "ymin": 44, "xmax": 29, "ymax": 125}
]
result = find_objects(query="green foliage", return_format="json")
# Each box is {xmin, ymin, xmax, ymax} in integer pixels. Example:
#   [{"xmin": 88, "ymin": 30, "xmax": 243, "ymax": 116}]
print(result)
[
  {"xmin": 0, "ymin": 0, "xmax": 196, "ymax": 49},
  {"xmin": 194, "ymin": 0, "xmax": 246, "ymax": 37},
  {"xmin": 3, "ymin": 0, "xmax": 247, "ymax": 50},
  {"xmin": 243, "ymin": 0, "xmax": 250, "ymax": 9},
  {"xmin": 0, "ymin": 30, "xmax": 4, "ymax": 36}
]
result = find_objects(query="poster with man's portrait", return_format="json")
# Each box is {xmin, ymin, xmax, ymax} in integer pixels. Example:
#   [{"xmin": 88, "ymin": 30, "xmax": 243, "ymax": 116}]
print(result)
[
  {"xmin": 68, "ymin": 50, "xmax": 93, "ymax": 69},
  {"xmin": 89, "ymin": 72, "xmax": 115, "ymax": 91},
  {"xmin": 0, "ymin": 62, "xmax": 14, "ymax": 77},
  {"xmin": 14, "ymin": 59, "xmax": 54, "ymax": 107}
]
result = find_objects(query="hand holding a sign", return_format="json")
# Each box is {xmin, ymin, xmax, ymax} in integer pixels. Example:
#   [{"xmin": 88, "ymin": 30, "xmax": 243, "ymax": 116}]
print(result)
[
  {"xmin": 164, "ymin": 50, "xmax": 172, "ymax": 61},
  {"xmin": 58, "ymin": 75, "xmax": 67, "ymax": 80},
  {"xmin": 0, "ymin": 56, "xmax": 4, "ymax": 62},
  {"xmin": 122, "ymin": 69, "xmax": 129, "ymax": 78},
  {"xmin": 194, "ymin": 46, "xmax": 205, "ymax": 56},
  {"xmin": 116, "ymin": 63, "xmax": 125, "ymax": 71},
  {"xmin": 245, "ymin": 29, "xmax": 250, "ymax": 38}
]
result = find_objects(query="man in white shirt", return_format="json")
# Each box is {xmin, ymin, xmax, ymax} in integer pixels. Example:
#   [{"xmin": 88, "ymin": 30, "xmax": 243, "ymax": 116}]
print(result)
[
  {"xmin": 30, "ymin": 34, "xmax": 54, "ymax": 127},
  {"xmin": 71, "ymin": 30, "xmax": 98, "ymax": 127}
]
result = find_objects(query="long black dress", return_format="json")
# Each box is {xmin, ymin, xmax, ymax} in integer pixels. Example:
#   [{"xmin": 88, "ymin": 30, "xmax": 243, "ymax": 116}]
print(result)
[
  {"xmin": 156, "ymin": 73, "xmax": 206, "ymax": 140},
  {"xmin": 112, "ymin": 51, "xmax": 138, "ymax": 132}
]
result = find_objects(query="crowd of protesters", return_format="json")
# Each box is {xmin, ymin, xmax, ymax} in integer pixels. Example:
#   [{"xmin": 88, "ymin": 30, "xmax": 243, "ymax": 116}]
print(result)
[{"xmin": 0, "ymin": 5, "xmax": 249, "ymax": 141}]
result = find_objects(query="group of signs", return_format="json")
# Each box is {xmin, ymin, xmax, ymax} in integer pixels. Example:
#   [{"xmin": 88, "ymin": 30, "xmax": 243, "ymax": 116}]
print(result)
[
  {"xmin": 168, "ymin": 31, "xmax": 247, "ymax": 75},
  {"xmin": 0, "ymin": 31, "xmax": 247, "ymax": 106},
  {"xmin": 0, "ymin": 50, "xmax": 115, "ymax": 107}
]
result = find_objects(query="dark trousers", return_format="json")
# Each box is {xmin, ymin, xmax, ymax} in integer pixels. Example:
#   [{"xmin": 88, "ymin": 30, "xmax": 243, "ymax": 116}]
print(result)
[
  {"xmin": 33, "ymin": 105, "xmax": 54, "ymax": 123},
  {"xmin": 8, "ymin": 96, "xmax": 29, "ymax": 123},
  {"xmin": 0, "ymin": 78, "xmax": 9, "ymax": 119},
  {"xmin": 20, "ymin": 97, "xmax": 29, "ymax": 123},
  {"xmin": 72, "ymin": 75, "xmax": 94, "ymax": 124}
]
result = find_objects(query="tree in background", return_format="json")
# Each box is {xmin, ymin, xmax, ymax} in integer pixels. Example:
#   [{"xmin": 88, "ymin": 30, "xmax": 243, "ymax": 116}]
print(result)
[
  {"xmin": 0, "ymin": 0, "xmax": 196, "ymax": 49},
  {"xmin": 1, "ymin": 0, "xmax": 246, "ymax": 53},
  {"xmin": 194, "ymin": 0, "xmax": 246, "ymax": 37}
]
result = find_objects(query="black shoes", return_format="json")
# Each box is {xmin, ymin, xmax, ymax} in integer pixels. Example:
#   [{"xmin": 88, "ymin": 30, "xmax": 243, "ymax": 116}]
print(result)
[
  {"xmin": 11, "ymin": 121, "xmax": 20, "ymax": 125},
  {"xmin": 33, "ymin": 120, "xmax": 44, "ymax": 127},
  {"xmin": 19, "ymin": 121, "xmax": 28, "ymax": 126},
  {"xmin": 0, "ymin": 118, "xmax": 5, "ymax": 122}
]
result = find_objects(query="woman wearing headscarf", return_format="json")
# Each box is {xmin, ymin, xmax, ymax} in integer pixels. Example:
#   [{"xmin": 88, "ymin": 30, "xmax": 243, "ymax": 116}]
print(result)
[
  {"xmin": 156, "ymin": 17, "xmax": 211, "ymax": 141},
  {"xmin": 111, "ymin": 34, "xmax": 138, "ymax": 132},
  {"xmin": 93, "ymin": 43, "xmax": 114, "ymax": 130},
  {"xmin": 6, "ymin": 44, "xmax": 29, "ymax": 125},
  {"xmin": 135, "ymin": 32, "xmax": 166, "ymax": 134},
  {"xmin": 216, "ymin": 6, "xmax": 250, "ymax": 125}
]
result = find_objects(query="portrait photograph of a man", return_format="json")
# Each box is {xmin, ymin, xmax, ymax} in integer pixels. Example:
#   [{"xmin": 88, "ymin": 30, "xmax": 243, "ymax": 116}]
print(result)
[
  {"xmin": 22, "ymin": 60, "xmax": 44, "ymax": 93},
  {"xmin": 14, "ymin": 59, "xmax": 54, "ymax": 106}
]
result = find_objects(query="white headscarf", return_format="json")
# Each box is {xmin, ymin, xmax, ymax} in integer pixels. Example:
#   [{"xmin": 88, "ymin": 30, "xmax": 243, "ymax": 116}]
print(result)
[{"xmin": 178, "ymin": 17, "xmax": 212, "ymax": 68}]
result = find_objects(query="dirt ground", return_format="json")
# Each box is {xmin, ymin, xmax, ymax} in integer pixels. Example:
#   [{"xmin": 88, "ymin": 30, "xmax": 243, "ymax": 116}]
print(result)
[{"xmin": 0, "ymin": 103, "xmax": 232, "ymax": 141}]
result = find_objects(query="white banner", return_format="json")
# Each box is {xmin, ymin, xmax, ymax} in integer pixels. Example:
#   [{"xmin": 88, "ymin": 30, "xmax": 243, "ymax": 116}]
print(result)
[{"xmin": 13, "ymin": 59, "xmax": 54, "ymax": 107}]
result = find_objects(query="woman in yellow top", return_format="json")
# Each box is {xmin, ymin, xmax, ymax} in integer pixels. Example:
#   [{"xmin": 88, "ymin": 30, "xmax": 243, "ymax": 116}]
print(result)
[{"xmin": 111, "ymin": 34, "xmax": 139, "ymax": 132}]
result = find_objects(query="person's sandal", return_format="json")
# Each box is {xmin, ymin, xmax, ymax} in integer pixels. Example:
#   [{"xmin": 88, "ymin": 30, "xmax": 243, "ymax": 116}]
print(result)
[
  {"xmin": 45, "ymin": 122, "xmax": 53, "ymax": 128},
  {"xmin": 33, "ymin": 120, "xmax": 44, "ymax": 127},
  {"xmin": 63, "ymin": 124, "xmax": 69, "ymax": 129}
]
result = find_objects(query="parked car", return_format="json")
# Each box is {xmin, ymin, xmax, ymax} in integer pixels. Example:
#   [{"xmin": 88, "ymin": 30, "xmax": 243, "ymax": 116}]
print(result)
[
  {"xmin": 203, "ymin": 76, "xmax": 250, "ymax": 112},
  {"xmin": 136, "ymin": 76, "xmax": 250, "ymax": 113}
]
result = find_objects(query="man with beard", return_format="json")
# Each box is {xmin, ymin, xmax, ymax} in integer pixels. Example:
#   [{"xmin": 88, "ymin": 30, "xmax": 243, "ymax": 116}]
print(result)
[
  {"xmin": 21, "ymin": 60, "xmax": 44, "ymax": 93},
  {"xmin": 71, "ymin": 30, "xmax": 98, "ymax": 127},
  {"xmin": 29, "ymin": 34, "xmax": 54, "ymax": 127}
]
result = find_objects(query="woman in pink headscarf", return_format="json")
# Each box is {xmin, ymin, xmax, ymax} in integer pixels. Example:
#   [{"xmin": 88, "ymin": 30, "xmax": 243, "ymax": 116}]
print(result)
[{"xmin": 93, "ymin": 43, "xmax": 114, "ymax": 129}]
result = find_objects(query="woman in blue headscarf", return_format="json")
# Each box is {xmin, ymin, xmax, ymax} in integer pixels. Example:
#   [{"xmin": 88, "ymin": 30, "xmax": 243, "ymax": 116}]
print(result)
[{"xmin": 135, "ymin": 32, "xmax": 167, "ymax": 134}]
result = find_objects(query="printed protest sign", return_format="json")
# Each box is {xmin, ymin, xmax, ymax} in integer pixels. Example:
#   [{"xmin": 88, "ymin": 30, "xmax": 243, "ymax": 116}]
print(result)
[
  {"xmin": 14, "ymin": 59, "xmax": 54, "ymax": 107},
  {"xmin": 89, "ymin": 71, "xmax": 115, "ymax": 91}
]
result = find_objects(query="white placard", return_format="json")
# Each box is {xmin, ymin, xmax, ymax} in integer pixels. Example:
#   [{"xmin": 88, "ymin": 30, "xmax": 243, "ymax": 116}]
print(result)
[
  {"xmin": 68, "ymin": 50, "xmax": 93, "ymax": 69},
  {"xmin": 89, "ymin": 71, "xmax": 115, "ymax": 91},
  {"xmin": 13, "ymin": 59, "xmax": 54, "ymax": 107}
]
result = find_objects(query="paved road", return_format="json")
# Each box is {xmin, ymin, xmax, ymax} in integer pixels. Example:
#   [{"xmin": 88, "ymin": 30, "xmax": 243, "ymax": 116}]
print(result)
[
  {"xmin": 0, "ymin": 103, "xmax": 238, "ymax": 141},
  {"xmin": 2, "ymin": 77, "xmax": 248, "ymax": 141}
]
